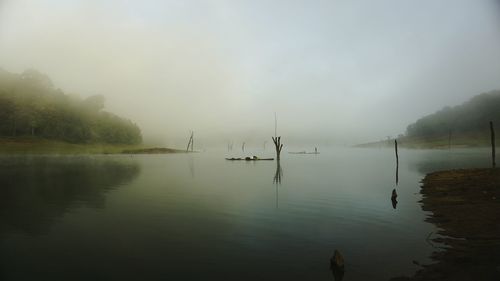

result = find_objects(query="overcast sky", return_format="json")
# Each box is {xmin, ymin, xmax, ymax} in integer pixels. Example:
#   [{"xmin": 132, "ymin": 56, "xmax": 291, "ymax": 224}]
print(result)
[{"xmin": 1, "ymin": 0, "xmax": 500, "ymax": 147}]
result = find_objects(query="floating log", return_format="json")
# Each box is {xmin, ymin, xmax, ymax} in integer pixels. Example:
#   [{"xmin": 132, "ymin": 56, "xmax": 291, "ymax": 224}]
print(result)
[{"xmin": 225, "ymin": 157, "xmax": 274, "ymax": 161}]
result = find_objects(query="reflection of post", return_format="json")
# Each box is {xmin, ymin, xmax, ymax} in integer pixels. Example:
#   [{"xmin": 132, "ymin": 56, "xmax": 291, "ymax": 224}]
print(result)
[
  {"xmin": 188, "ymin": 156, "xmax": 195, "ymax": 178},
  {"xmin": 242, "ymin": 142, "xmax": 245, "ymax": 152},
  {"xmin": 490, "ymin": 121, "xmax": 496, "ymax": 168},
  {"xmin": 391, "ymin": 188, "xmax": 398, "ymax": 209}
]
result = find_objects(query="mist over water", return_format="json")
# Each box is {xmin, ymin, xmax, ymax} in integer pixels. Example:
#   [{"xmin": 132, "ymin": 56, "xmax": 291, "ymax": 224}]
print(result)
[
  {"xmin": 1, "ymin": 1, "xmax": 500, "ymax": 280},
  {"xmin": 1, "ymin": 1, "xmax": 500, "ymax": 145}
]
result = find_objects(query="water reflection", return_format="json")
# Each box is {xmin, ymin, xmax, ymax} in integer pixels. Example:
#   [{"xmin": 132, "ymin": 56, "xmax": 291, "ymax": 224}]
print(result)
[
  {"xmin": 408, "ymin": 149, "xmax": 490, "ymax": 174},
  {"xmin": 391, "ymin": 188, "xmax": 398, "ymax": 209},
  {"xmin": 188, "ymin": 155, "xmax": 195, "ymax": 178},
  {"xmin": 273, "ymin": 161, "xmax": 283, "ymax": 208},
  {"xmin": 273, "ymin": 161, "xmax": 283, "ymax": 185},
  {"xmin": 0, "ymin": 156, "xmax": 140, "ymax": 235}
]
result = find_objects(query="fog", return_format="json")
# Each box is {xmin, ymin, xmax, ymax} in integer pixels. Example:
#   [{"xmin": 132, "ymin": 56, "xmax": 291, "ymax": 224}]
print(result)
[{"xmin": 1, "ymin": 0, "xmax": 500, "ymax": 147}]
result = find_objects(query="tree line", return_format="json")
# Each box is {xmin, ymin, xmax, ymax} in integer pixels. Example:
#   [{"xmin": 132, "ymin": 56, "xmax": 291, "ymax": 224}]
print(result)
[
  {"xmin": 406, "ymin": 90, "xmax": 500, "ymax": 138},
  {"xmin": 0, "ymin": 69, "xmax": 142, "ymax": 144}
]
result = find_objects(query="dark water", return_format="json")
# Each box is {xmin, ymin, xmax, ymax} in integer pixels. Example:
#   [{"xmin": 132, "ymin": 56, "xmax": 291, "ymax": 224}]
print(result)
[{"xmin": 0, "ymin": 148, "xmax": 492, "ymax": 280}]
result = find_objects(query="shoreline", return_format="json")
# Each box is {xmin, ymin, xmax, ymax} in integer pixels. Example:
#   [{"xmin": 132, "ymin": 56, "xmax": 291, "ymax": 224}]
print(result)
[
  {"xmin": 355, "ymin": 135, "xmax": 492, "ymax": 149},
  {"xmin": 0, "ymin": 137, "xmax": 185, "ymax": 155},
  {"xmin": 391, "ymin": 168, "xmax": 500, "ymax": 280}
]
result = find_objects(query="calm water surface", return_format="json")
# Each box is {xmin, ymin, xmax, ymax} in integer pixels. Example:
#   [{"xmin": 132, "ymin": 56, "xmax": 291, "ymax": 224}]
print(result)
[{"xmin": 0, "ymin": 147, "xmax": 492, "ymax": 280}]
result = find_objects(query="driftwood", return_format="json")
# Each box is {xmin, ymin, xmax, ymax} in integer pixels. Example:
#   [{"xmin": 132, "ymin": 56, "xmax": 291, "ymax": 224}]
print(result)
[{"xmin": 225, "ymin": 157, "xmax": 274, "ymax": 161}]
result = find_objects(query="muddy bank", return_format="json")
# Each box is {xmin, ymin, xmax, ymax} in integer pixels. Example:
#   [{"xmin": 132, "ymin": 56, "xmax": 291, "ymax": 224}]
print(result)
[{"xmin": 392, "ymin": 168, "xmax": 500, "ymax": 280}]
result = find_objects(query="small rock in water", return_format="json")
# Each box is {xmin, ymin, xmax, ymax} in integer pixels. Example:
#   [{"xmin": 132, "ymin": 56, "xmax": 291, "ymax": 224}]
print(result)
[{"xmin": 330, "ymin": 250, "xmax": 345, "ymax": 268}]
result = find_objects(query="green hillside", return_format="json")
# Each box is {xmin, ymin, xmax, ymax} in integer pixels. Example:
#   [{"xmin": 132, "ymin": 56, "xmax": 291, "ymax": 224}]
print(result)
[
  {"xmin": 0, "ymin": 69, "xmax": 141, "ymax": 144},
  {"xmin": 406, "ymin": 90, "xmax": 500, "ymax": 139}
]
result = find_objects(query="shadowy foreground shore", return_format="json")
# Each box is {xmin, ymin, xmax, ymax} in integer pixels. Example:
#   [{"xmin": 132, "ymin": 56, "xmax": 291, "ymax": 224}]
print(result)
[{"xmin": 392, "ymin": 168, "xmax": 500, "ymax": 280}]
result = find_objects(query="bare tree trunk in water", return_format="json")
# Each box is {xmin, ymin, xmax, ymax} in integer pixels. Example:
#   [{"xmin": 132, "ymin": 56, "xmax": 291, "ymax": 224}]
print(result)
[
  {"xmin": 186, "ymin": 131, "xmax": 193, "ymax": 152},
  {"xmin": 272, "ymin": 136, "xmax": 283, "ymax": 161}
]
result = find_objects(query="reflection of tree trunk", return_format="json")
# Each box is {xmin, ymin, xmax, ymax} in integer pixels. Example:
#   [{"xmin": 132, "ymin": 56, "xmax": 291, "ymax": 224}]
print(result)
[
  {"xmin": 273, "ymin": 161, "xmax": 282, "ymax": 185},
  {"xmin": 273, "ymin": 161, "xmax": 283, "ymax": 209}
]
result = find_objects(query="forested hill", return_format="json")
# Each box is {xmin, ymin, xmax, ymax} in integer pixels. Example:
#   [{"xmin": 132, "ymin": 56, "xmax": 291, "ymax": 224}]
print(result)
[
  {"xmin": 0, "ymin": 69, "xmax": 142, "ymax": 144},
  {"xmin": 406, "ymin": 90, "xmax": 500, "ymax": 139}
]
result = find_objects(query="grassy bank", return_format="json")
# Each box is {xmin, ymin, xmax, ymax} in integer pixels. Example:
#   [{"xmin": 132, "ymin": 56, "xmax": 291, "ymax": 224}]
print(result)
[
  {"xmin": 0, "ymin": 137, "xmax": 183, "ymax": 155},
  {"xmin": 392, "ymin": 168, "xmax": 500, "ymax": 281}
]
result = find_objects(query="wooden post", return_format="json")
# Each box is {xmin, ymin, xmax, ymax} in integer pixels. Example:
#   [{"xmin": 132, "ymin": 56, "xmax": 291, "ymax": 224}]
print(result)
[
  {"xmin": 395, "ymin": 140, "xmax": 398, "ymax": 166},
  {"xmin": 272, "ymin": 136, "xmax": 283, "ymax": 161},
  {"xmin": 186, "ymin": 131, "xmax": 193, "ymax": 152},
  {"xmin": 395, "ymin": 139, "xmax": 399, "ymax": 185},
  {"xmin": 490, "ymin": 121, "xmax": 496, "ymax": 168},
  {"xmin": 191, "ymin": 132, "xmax": 194, "ymax": 152}
]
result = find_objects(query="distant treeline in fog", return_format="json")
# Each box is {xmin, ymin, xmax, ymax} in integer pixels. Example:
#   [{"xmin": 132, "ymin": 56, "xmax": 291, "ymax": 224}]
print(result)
[
  {"xmin": 406, "ymin": 90, "xmax": 500, "ymax": 138},
  {"xmin": 0, "ymin": 69, "xmax": 142, "ymax": 144}
]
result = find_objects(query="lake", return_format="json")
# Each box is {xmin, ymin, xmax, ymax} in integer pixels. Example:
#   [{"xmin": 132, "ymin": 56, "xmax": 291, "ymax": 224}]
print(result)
[{"xmin": 0, "ymin": 147, "xmax": 492, "ymax": 280}]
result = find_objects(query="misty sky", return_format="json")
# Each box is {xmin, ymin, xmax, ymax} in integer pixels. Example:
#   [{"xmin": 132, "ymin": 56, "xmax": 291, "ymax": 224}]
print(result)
[{"xmin": 1, "ymin": 0, "xmax": 500, "ymax": 147}]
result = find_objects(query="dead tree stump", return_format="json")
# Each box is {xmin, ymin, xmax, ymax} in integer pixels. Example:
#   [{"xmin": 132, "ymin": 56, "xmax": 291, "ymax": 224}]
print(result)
[{"xmin": 272, "ymin": 136, "xmax": 283, "ymax": 161}]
